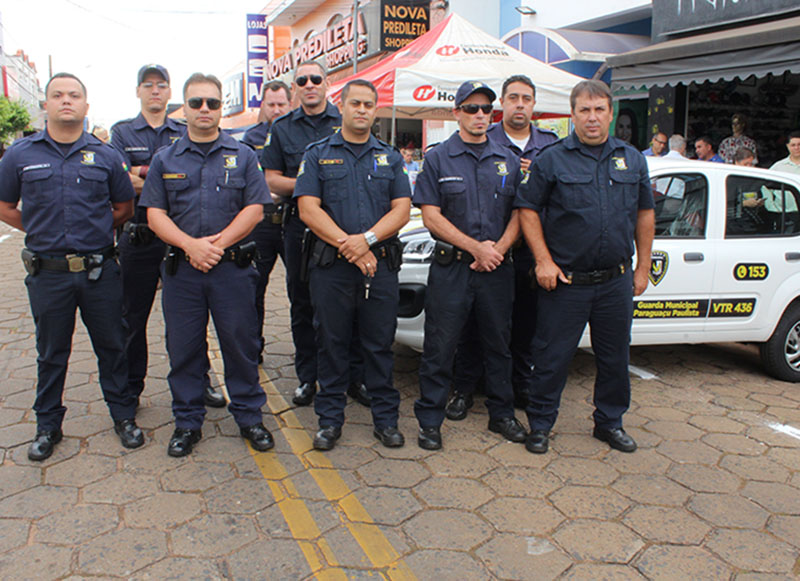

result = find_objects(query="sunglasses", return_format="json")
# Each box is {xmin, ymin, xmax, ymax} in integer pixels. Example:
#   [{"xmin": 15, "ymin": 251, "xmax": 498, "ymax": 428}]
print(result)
[
  {"xmin": 458, "ymin": 104, "xmax": 493, "ymax": 115},
  {"xmin": 186, "ymin": 97, "xmax": 222, "ymax": 110},
  {"xmin": 295, "ymin": 74, "xmax": 323, "ymax": 87}
]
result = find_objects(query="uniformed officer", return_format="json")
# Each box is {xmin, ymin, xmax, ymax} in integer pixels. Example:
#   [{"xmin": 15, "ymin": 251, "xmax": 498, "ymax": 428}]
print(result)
[
  {"xmin": 110, "ymin": 64, "xmax": 226, "ymax": 410},
  {"xmin": 447, "ymin": 74, "xmax": 558, "ymax": 421},
  {"xmin": 414, "ymin": 81, "xmax": 528, "ymax": 450},
  {"xmin": 262, "ymin": 61, "xmax": 369, "ymax": 408},
  {"xmin": 516, "ymin": 79, "xmax": 655, "ymax": 454},
  {"xmin": 241, "ymin": 80, "xmax": 291, "ymax": 362},
  {"xmin": 139, "ymin": 73, "xmax": 273, "ymax": 457},
  {"xmin": 296, "ymin": 79, "xmax": 411, "ymax": 450},
  {"xmin": 0, "ymin": 73, "xmax": 144, "ymax": 460}
]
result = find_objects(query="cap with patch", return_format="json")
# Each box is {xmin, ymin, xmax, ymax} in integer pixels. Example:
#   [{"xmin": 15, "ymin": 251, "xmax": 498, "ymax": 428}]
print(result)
[
  {"xmin": 455, "ymin": 81, "xmax": 496, "ymax": 107},
  {"xmin": 137, "ymin": 64, "xmax": 170, "ymax": 85}
]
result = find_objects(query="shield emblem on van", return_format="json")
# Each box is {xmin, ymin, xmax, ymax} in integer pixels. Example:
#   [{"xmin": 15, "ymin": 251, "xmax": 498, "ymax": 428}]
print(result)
[{"xmin": 649, "ymin": 250, "xmax": 669, "ymax": 286}]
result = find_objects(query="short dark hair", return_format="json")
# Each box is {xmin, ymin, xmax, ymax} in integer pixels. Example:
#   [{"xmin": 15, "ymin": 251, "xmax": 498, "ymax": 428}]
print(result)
[
  {"xmin": 734, "ymin": 147, "xmax": 755, "ymax": 163},
  {"xmin": 46, "ymin": 73, "xmax": 87, "ymax": 97},
  {"xmin": 569, "ymin": 80, "xmax": 612, "ymax": 111},
  {"xmin": 263, "ymin": 80, "xmax": 291, "ymax": 101},
  {"xmin": 502, "ymin": 75, "xmax": 535, "ymax": 99},
  {"xmin": 183, "ymin": 73, "xmax": 222, "ymax": 99},
  {"xmin": 788, "ymin": 130, "xmax": 800, "ymax": 141},
  {"xmin": 696, "ymin": 135, "xmax": 715, "ymax": 150},
  {"xmin": 295, "ymin": 60, "xmax": 326, "ymax": 79},
  {"xmin": 341, "ymin": 79, "xmax": 378, "ymax": 103}
]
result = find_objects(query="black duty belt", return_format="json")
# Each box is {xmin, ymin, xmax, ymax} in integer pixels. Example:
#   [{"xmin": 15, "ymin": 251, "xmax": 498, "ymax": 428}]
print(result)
[
  {"xmin": 433, "ymin": 240, "xmax": 511, "ymax": 266},
  {"xmin": 564, "ymin": 261, "xmax": 631, "ymax": 285},
  {"xmin": 39, "ymin": 246, "xmax": 117, "ymax": 273}
]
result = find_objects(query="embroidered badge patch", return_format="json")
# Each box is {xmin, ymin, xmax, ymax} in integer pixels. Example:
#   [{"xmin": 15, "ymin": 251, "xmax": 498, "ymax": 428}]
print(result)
[
  {"xmin": 374, "ymin": 154, "xmax": 389, "ymax": 166},
  {"xmin": 223, "ymin": 155, "xmax": 238, "ymax": 169},
  {"xmin": 612, "ymin": 156, "xmax": 628, "ymax": 171},
  {"xmin": 80, "ymin": 151, "xmax": 96, "ymax": 165}
]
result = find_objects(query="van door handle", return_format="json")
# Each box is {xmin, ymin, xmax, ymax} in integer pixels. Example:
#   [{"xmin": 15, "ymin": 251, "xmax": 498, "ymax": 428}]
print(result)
[
  {"xmin": 786, "ymin": 252, "xmax": 800, "ymax": 261},
  {"xmin": 683, "ymin": 252, "xmax": 704, "ymax": 262}
]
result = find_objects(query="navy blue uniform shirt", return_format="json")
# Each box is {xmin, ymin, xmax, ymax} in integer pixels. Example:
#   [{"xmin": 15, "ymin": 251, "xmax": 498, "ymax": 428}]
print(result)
[
  {"xmin": 514, "ymin": 132, "xmax": 653, "ymax": 272},
  {"xmin": 241, "ymin": 122, "xmax": 270, "ymax": 152},
  {"xmin": 110, "ymin": 113, "xmax": 185, "ymax": 222},
  {"xmin": 413, "ymin": 132, "xmax": 522, "ymax": 243},
  {"xmin": 138, "ymin": 131, "xmax": 269, "ymax": 237},
  {"xmin": 486, "ymin": 122, "xmax": 558, "ymax": 162},
  {"xmin": 260, "ymin": 103, "xmax": 341, "ymax": 181},
  {"xmin": 294, "ymin": 132, "xmax": 411, "ymax": 233},
  {"xmin": 0, "ymin": 129, "xmax": 135, "ymax": 253}
]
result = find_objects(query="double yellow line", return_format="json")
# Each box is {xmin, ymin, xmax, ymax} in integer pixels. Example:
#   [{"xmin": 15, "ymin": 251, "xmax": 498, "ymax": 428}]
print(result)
[{"xmin": 207, "ymin": 341, "xmax": 415, "ymax": 579}]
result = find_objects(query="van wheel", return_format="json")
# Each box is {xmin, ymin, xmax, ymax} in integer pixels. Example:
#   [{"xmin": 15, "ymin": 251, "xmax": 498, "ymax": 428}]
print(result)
[{"xmin": 760, "ymin": 304, "xmax": 800, "ymax": 382}]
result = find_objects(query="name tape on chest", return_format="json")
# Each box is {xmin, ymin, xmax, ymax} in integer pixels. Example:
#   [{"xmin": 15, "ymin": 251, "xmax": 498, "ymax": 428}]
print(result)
[
  {"xmin": 124, "ymin": 146, "xmax": 150, "ymax": 152},
  {"xmin": 22, "ymin": 163, "xmax": 51, "ymax": 172},
  {"xmin": 162, "ymin": 173, "xmax": 187, "ymax": 179},
  {"xmin": 319, "ymin": 158, "xmax": 344, "ymax": 165},
  {"xmin": 438, "ymin": 176, "xmax": 464, "ymax": 183}
]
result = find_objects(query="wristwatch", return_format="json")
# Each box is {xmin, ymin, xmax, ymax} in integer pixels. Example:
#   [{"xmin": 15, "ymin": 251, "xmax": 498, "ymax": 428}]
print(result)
[{"xmin": 364, "ymin": 231, "xmax": 378, "ymax": 247}]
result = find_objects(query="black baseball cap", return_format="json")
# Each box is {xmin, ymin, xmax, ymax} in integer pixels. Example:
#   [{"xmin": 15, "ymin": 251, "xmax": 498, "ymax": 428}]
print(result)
[
  {"xmin": 455, "ymin": 81, "xmax": 496, "ymax": 107},
  {"xmin": 137, "ymin": 64, "xmax": 170, "ymax": 85}
]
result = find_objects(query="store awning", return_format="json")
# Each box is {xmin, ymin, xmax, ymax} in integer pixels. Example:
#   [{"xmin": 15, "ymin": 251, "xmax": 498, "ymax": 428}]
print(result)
[{"xmin": 608, "ymin": 15, "xmax": 800, "ymax": 90}]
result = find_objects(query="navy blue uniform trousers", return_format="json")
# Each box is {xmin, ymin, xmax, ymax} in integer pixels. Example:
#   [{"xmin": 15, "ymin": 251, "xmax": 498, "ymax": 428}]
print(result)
[
  {"xmin": 415, "ymin": 260, "xmax": 515, "ymax": 428},
  {"xmin": 453, "ymin": 245, "xmax": 538, "ymax": 398},
  {"xmin": 25, "ymin": 261, "xmax": 135, "ymax": 431},
  {"xmin": 526, "ymin": 270, "xmax": 634, "ymax": 431},
  {"xmin": 283, "ymin": 212, "xmax": 317, "ymax": 383},
  {"xmin": 309, "ymin": 260, "xmax": 399, "ymax": 429},
  {"xmin": 118, "ymin": 234, "xmax": 165, "ymax": 398},
  {"xmin": 161, "ymin": 260, "xmax": 265, "ymax": 430},
  {"xmin": 251, "ymin": 218, "xmax": 284, "ymax": 351}
]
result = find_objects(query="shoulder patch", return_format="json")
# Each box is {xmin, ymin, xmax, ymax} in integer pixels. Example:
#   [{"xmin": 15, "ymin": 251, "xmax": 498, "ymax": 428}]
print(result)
[{"xmin": 297, "ymin": 160, "xmax": 306, "ymax": 177}]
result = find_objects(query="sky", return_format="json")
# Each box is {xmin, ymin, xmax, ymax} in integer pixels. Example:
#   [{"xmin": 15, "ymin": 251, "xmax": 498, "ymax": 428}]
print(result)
[{"xmin": 0, "ymin": 0, "xmax": 267, "ymax": 128}]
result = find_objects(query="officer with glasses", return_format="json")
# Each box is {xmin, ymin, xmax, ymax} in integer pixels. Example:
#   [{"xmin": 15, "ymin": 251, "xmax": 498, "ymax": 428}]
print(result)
[
  {"xmin": 262, "ymin": 61, "xmax": 369, "ymax": 409},
  {"xmin": 139, "ymin": 73, "xmax": 273, "ymax": 457},
  {"xmin": 110, "ymin": 64, "xmax": 226, "ymax": 410},
  {"xmin": 413, "ymin": 81, "xmax": 528, "ymax": 450}
]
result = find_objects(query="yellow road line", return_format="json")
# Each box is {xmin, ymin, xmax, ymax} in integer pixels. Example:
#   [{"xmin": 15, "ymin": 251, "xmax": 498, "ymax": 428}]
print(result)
[{"xmin": 206, "ymin": 330, "xmax": 415, "ymax": 579}]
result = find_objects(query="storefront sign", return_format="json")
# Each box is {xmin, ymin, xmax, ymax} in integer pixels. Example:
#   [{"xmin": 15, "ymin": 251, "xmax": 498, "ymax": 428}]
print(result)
[
  {"xmin": 266, "ymin": 14, "xmax": 368, "ymax": 81},
  {"xmin": 223, "ymin": 73, "xmax": 245, "ymax": 117},
  {"xmin": 653, "ymin": 0, "xmax": 799, "ymax": 40},
  {"xmin": 246, "ymin": 14, "xmax": 269, "ymax": 108},
  {"xmin": 380, "ymin": 0, "xmax": 429, "ymax": 50}
]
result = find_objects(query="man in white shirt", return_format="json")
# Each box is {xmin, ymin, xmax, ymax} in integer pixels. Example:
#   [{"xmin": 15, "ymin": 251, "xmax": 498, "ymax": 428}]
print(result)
[{"xmin": 770, "ymin": 131, "xmax": 800, "ymax": 175}]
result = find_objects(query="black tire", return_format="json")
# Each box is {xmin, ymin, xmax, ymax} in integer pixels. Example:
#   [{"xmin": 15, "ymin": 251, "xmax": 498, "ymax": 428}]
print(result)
[{"xmin": 760, "ymin": 303, "xmax": 800, "ymax": 382}]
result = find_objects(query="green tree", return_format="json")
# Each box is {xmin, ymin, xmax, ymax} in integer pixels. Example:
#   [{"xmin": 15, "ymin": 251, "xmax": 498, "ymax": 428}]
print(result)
[{"xmin": 0, "ymin": 97, "xmax": 31, "ymax": 145}]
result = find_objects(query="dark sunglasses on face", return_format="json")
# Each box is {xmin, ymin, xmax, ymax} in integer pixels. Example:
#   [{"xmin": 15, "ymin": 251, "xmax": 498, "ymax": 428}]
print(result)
[
  {"xmin": 295, "ymin": 74, "xmax": 323, "ymax": 87},
  {"xmin": 458, "ymin": 104, "xmax": 493, "ymax": 115},
  {"xmin": 186, "ymin": 97, "xmax": 222, "ymax": 110}
]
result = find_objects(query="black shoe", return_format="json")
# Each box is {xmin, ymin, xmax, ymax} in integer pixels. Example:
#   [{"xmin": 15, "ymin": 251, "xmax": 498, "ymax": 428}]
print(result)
[
  {"xmin": 114, "ymin": 419, "xmax": 144, "ymax": 449},
  {"xmin": 373, "ymin": 426, "xmax": 405, "ymax": 448},
  {"xmin": 445, "ymin": 392, "xmax": 473, "ymax": 421},
  {"xmin": 313, "ymin": 426, "xmax": 342, "ymax": 451},
  {"xmin": 418, "ymin": 426, "xmax": 442, "ymax": 450},
  {"xmin": 204, "ymin": 386, "xmax": 226, "ymax": 408},
  {"xmin": 292, "ymin": 382, "xmax": 316, "ymax": 406},
  {"xmin": 27, "ymin": 429, "xmax": 63, "ymax": 461},
  {"xmin": 347, "ymin": 383, "xmax": 371, "ymax": 407},
  {"xmin": 168, "ymin": 428, "xmax": 202, "ymax": 457},
  {"xmin": 488, "ymin": 416, "xmax": 528, "ymax": 442},
  {"xmin": 525, "ymin": 430, "xmax": 549, "ymax": 454},
  {"xmin": 240, "ymin": 423, "xmax": 274, "ymax": 451},
  {"xmin": 593, "ymin": 427, "xmax": 637, "ymax": 453}
]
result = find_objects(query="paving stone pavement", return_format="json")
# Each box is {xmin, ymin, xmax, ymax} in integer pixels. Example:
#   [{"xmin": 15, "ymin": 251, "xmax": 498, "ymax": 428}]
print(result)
[{"xmin": 0, "ymin": 222, "xmax": 799, "ymax": 580}]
